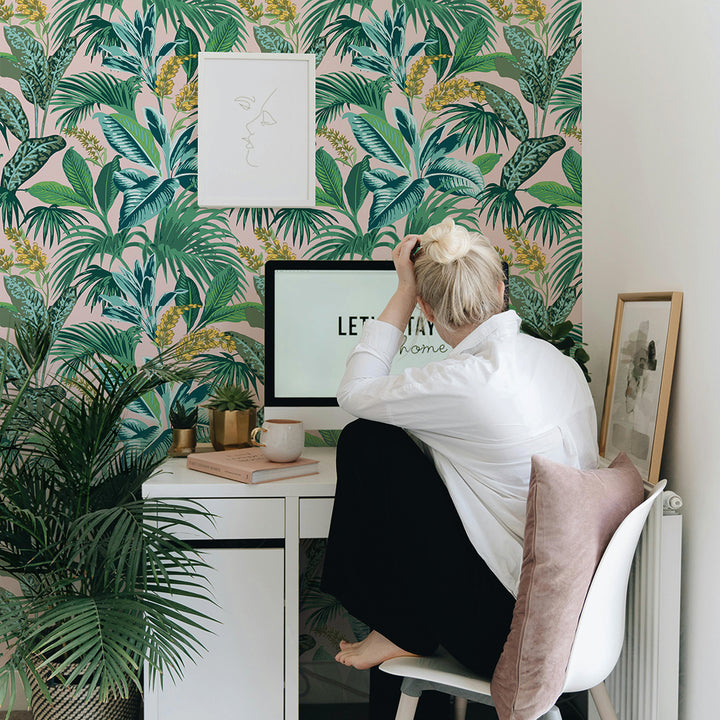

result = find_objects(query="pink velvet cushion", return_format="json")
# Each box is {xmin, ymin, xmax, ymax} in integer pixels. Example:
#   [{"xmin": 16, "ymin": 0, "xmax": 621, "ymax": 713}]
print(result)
[{"xmin": 491, "ymin": 453, "xmax": 644, "ymax": 720}]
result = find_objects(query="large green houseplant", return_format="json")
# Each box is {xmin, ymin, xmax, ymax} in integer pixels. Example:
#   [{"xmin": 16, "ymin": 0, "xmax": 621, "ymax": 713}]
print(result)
[{"xmin": 0, "ymin": 277, "xmax": 214, "ymax": 718}]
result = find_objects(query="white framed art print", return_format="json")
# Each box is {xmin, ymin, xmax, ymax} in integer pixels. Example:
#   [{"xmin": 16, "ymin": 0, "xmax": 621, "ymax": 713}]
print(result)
[{"xmin": 197, "ymin": 52, "xmax": 315, "ymax": 208}]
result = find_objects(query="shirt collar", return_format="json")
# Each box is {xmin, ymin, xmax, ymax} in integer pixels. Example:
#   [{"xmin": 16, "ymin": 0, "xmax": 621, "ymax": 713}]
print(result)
[{"xmin": 448, "ymin": 310, "xmax": 522, "ymax": 357}]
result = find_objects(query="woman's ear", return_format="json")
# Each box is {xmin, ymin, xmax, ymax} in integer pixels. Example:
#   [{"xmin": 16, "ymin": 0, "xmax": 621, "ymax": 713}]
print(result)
[{"xmin": 417, "ymin": 297, "xmax": 435, "ymax": 323}]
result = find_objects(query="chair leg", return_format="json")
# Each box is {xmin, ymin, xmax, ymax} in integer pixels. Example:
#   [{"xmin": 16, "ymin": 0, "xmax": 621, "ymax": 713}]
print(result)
[
  {"xmin": 453, "ymin": 696, "xmax": 468, "ymax": 720},
  {"xmin": 395, "ymin": 692, "xmax": 420, "ymax": 720},
  {"xmin": 589, "ymin": 682, "xmax": 620, "ymax": 720}
]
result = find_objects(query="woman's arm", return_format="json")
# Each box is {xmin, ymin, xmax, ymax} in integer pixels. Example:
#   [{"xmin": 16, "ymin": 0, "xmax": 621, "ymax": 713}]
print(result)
[
  {"xmin": 376, "ymin": 235, "xmax": 420, "ymax": 332},
  {"xmin": 336, "ymin": 235, "xmax": 439, "ymax": 425}
]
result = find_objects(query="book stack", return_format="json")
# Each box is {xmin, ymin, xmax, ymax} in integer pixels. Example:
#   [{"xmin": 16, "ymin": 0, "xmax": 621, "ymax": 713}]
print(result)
[{"xmin": 186, "ymin": 447, "xmax": 319, "ymax": 484}]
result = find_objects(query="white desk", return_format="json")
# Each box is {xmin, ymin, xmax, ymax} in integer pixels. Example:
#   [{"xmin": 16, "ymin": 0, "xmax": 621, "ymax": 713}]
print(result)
[{"xmin": 143, "ymin": 447, "xmax": 337, "ymax": 720}]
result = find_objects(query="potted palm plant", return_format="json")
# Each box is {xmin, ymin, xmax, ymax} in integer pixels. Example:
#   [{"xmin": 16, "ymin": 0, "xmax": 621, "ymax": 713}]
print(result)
[
  {"xmin": 169, "ymin": 400, "xmax": 199, "ymax": 457},
  {"xmin": 0, "ymin": 276, "xmax": 215, "ymax": 719},
  {"xmin": 205, "ymin": 385, "xmax": 258, "ymax": 450}
]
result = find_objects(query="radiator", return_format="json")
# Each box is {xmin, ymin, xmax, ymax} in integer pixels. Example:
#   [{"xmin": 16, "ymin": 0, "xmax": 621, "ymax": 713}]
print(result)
[{"xmin": 589, "ymin": 489, "xmax": 683, "ymax": 720}]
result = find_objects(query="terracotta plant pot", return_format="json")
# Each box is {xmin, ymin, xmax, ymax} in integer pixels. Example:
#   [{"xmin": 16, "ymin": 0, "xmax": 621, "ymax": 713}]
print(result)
[
  {"xmin": 168, "ymin": 427, "xmax": 197, "ymax": 457},
  {"xmin": 209, "ymin": 408, "xmax": 257, "ymax": 450}
]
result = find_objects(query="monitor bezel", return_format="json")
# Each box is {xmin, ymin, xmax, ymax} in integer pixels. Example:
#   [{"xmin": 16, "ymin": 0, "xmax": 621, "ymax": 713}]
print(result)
[{"xmin": 264, "ymin": 259, "xmax": 395, "ymax": 407}]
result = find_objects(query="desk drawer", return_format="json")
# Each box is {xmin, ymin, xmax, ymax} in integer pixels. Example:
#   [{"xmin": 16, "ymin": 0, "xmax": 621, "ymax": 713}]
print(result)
[
  {"xmin": 173, "ymin": 498, "xmax": 285, "ymax": 541},
  {"xmin": 299, "ymin": 498, "xmax": 334, "ymax": 538}
]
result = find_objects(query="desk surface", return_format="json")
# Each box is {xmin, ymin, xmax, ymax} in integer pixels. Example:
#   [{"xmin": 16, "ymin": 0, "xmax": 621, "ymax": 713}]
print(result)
[{"xmin": 144, "ymin": 446, "xmax": 337, "ymax": 499}]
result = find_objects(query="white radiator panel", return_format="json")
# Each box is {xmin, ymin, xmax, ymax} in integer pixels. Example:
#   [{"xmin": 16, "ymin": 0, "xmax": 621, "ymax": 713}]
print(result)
[{"xmin": 589, "ymin": 492, "xmax": 682, "ymax": 720}]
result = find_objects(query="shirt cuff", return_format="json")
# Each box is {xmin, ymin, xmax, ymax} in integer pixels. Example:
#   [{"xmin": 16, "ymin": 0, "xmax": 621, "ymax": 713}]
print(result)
[{"xmin": 358, "ymin": 319, "xmax": 405, "ymax": 360}]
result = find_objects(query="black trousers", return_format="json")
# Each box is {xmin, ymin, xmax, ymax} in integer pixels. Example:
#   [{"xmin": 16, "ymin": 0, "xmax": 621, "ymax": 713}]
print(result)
[{"xmin": 321, "ymin": 420, "xmax": 516, "ymax": 719}]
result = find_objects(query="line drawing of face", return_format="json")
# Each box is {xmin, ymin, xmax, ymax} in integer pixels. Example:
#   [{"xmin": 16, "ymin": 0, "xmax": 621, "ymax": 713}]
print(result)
[{"xmin": 234, "ymin": 88, "xmax": 279, "ymax": 168}]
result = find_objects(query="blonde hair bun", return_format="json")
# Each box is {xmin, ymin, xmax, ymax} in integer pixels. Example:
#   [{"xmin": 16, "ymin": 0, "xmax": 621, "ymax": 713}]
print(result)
[
  {"xmin": 419, "ymin": 218, "xmax": 473, "ymax": 264},
  {"xmin": 414, "ymin": 217, "xmax": 505, "ymax": 329}
]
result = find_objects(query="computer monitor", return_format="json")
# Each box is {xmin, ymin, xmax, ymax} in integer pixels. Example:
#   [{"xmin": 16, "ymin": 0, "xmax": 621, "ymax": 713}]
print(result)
[{"xmin": 264, "ymin": 260, "xmax": 452, "ymax": 429}]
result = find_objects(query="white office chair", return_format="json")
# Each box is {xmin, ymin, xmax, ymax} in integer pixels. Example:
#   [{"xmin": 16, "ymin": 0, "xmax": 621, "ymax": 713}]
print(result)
[{"xmin": 380, "ymin": 480, "xmax": 666, "ymax": 720}]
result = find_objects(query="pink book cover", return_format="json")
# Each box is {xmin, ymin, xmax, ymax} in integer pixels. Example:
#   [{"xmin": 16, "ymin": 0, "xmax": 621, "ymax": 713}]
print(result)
[{"xmin": 186, "ymin": 447, "xmax": 319, "ymax": 484}]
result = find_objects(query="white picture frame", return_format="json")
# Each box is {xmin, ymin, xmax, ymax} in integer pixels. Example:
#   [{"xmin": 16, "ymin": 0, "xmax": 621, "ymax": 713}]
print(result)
[{"xmin": 197, "ymin": 52, "xmax": 315, "ymax": 208}]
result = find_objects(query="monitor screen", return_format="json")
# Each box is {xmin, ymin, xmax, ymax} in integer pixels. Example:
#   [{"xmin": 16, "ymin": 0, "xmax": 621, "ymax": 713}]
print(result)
[{"xmin": 265, "ymin": 260, "xmax": 452, "ymax": 407}]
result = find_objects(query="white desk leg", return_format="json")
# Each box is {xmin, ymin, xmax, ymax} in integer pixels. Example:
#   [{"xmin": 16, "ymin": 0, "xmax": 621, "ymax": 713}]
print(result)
[{"xmin": 285, "ymin": 496, "xmax": 300, "ymax": 720}]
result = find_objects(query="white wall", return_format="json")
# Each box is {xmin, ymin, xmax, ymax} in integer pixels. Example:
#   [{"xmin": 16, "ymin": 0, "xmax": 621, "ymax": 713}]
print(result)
[{"xmin": 584, "ymin": 3, "xmax": 720, "ymax": 718}]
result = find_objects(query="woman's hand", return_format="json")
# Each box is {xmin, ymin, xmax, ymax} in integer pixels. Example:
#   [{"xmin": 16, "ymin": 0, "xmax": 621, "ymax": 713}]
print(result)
[{"xmin": 392, "ymin": 235, "xmax": 419, "ymax": 299}]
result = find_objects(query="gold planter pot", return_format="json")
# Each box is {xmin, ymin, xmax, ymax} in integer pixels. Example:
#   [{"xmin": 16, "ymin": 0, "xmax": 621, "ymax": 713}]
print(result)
[
  {"xmin": 209, "ymin": 408, "xmax": 257, "ymax": 450},
  {"xmin": 168, "ymin": 427, "xmax": 197, "ymax": 457}
]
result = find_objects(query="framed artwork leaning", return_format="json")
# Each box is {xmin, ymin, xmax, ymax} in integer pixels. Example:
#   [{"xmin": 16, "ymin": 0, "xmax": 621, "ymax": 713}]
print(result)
[
  {"xmin": 197, "ymin": 52, "xmax": 316, "ymax": 208},
  {"xmin": 599, "ymin": 292, "xmax": 683, "ymax": 484}
]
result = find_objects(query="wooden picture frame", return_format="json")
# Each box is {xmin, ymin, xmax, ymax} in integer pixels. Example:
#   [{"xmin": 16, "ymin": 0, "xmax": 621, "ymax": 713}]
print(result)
[
  {"xmin": 599, "ymin": 292, "xmax": 683, "ymax": 484},
  {"xmin": 197, "ymin": 52, "xmax": 315, "ymax": 208}
]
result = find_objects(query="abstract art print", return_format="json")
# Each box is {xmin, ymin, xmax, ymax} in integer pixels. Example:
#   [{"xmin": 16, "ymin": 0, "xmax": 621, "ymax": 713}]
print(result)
[
  {"xmin": 600, "ymin": 292, "xmax": 683, "ymax": 484},
  {"xmin": 198, "ymin": 52, "xmax": 315, "ymax": 207}
]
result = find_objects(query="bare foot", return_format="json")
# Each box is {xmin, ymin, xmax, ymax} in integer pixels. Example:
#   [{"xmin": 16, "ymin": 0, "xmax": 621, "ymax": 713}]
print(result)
[{"xmin": 334, "ymin": 630, "xmax": 419, "ymax": 670}]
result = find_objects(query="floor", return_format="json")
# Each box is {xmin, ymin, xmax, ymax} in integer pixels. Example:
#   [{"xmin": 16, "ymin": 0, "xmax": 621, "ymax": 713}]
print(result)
[
  {"xmin": 300, "ymin": 694, "xmax": 587, "ymax": 719},
  {"xmin": 300, "ymin": 702, "xmax": 502, "ymax": 718},
  {"xmin": 11, "ymin": 697, "xmax": 586, "ymax": 719}
]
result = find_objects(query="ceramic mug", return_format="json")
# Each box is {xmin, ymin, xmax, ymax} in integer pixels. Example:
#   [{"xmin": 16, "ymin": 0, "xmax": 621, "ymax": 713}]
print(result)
[{"xmin": 250, "ymin": 419, "xmax": 304, "ymax": 463}]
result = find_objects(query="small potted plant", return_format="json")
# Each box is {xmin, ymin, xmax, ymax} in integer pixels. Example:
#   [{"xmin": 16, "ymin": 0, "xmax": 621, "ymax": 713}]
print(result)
[
  {"xmin": 169, "ymin": 400, "xmax": 198, "ymax": 457},
  {"xmin": 206, "ymin": 385, "xmax": 258, "ymax": 450}
]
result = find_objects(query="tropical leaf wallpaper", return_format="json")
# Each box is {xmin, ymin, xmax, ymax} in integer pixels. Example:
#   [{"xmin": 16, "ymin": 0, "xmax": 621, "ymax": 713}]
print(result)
[
  {"xmin": 0, "ymin": 0, "xmax": 582, "ymax": 457},
  {"xmin": 0, "ymin": 0, "xmax": 581, "ymax": 704}
]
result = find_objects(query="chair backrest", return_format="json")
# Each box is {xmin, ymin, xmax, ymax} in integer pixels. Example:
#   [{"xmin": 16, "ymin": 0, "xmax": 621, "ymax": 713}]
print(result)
[{"xmin": 561, "ymin": 479, "xmax": 666, "ymax": 693}]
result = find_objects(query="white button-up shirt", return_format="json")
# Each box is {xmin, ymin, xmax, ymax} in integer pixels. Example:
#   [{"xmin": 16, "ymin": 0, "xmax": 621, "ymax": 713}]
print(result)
[{"xmin": 337, "ymin": 310, "xmax": 599, "ymax": 596}]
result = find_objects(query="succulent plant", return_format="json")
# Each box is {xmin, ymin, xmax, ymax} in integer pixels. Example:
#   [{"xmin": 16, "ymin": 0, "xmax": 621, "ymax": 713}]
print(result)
[
  {"xmin": 206, "ymin": 385, "xmax": 258, "ymax": 412},
  {"xmin": 169, "ymin": 401, "xmax": 198, "ymax": 429}
]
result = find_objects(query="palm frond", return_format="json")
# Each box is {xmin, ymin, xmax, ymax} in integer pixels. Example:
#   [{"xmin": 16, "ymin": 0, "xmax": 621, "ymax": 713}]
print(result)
[
  {"xmin": 522, "ymin": 204, "xmax": 582, "ymax": 246},
  {"xmin": 52, "ymin": 225, "xmax": 137, "ymax": 294},
  {"xmin": 51, "ymin": 0, "xmax": 125, "ymax": 43},
  {"xmin": 74, "ymin": 14, "xmax": 124, "ymax": 60},
  {"xmin": 302, "ymin": 579, "xmax": 348, "ymax": 629},
  {"xmin": 51, "ymin": 322, "xmax": 142, "ymax": 371},
  {"xmin": 194, "ymin": 352, "xmax": 260, "ymax": 393},
  {"xmin": 301, "ymin": 0, "xmax": 375, "ymax": 46},
  {"xmin": 272, "ymin": 207, "xmax": 337, "ymax": 247},
  {"xmin": 73, "ymin": 265, "xmax": 125, "ymax": 310},
  {"xmin": 315, "ymin": 72, "xmax": 392, "ymax": 127},
  {"xmin": 149, "ymin": 0, "xmax": 247, "ymax": 42},
  {"xmin": 230, "ymin": 206, "xmax": 274, "ymax": 230},
  {"xmin": 323, "ymin": 14, "xmax": 372, "ymax": 60},
  {"xmin": 550, "ymin": 0, "xmax": 581, "ymax": 46},
  {"xmin": 439, "ymin": 102, "xmax": 510, "ymax": 154},
  {"xmin": 118, "ymin": 418, "xmax": 172, "ymax": 462},
  {"xmin": 549, "ymin": 224, "xmax": 582, "ymax": 297},
  {"xmin": 49, "ymin": 72, "xmax": 142, "ymax": 130},
  {"xmin": 29, "ymin": 596, "xmax": 208, "ymax": 700},
  {"xmin": 66, "ymin": 499, "xmax": 211, "ymax": 594},
  {"xmin": 404, "ymin": 190, "xmax": 483, "ymax": 236},
  {"xmin": 394, "ymin": 0, "xmax": 497, "ymax": 43},
  {"xmin": 549, "ymin": 74, "xmax": 581, "ymax": 132},
  {"xmin": 23, "ymin": 206, "xmax": 88, "ymax": 248},
  {"xmin": 480, "ymin": 183, "xmax": 523, "ymax": 229},
  {"xmin": 149, "ymin": 192, "xmax": 246, "ymax": 292},
  {"xmin": 306, "ymin": 225, "xmax": 398, "ymax": 260},
  {"xmin": 0, "ymin": 188, "xmax": 23, "ymax": 228}
]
